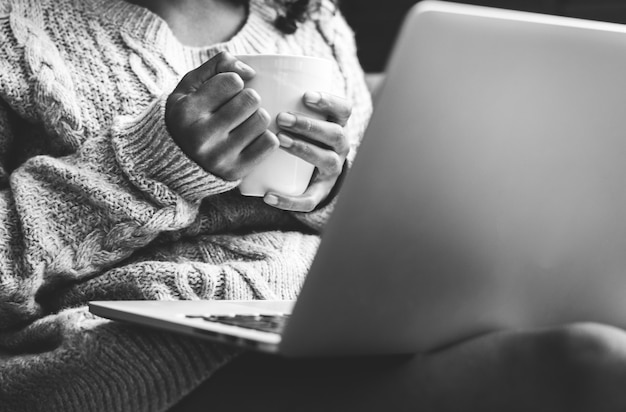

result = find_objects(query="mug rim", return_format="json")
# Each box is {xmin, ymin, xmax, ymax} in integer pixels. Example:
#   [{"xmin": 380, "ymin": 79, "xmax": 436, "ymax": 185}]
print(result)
[{"xmin": 236, "ymin": 54, "xmax": 332, "ymax": 63}]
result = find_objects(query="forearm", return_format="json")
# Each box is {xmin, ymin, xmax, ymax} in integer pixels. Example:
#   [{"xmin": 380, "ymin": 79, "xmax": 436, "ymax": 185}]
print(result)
[{"xmin": 0, "ymin": 96, "xmax": 238, "ymax": 330}]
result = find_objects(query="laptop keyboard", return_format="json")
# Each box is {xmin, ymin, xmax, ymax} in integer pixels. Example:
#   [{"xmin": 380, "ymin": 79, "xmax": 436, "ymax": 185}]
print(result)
[{"xmin": 185, "ymin": 314, "xmax": 290, "ymax": 334}]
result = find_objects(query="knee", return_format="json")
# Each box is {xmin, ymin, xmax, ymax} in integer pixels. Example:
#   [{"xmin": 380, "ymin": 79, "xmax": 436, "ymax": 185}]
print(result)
[
  {"xmin": 530, "ymin": 323, "xmax": 626, "ymax": 411},
  {"xmin": 544, "ymin": 323, "xmax": 614, "ymax": 361}
]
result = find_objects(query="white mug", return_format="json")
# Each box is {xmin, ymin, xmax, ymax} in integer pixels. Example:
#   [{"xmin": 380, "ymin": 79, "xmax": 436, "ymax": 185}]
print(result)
[{"xmin": 236, "ymin": 54, "xmax": 335, "ymax": 197}]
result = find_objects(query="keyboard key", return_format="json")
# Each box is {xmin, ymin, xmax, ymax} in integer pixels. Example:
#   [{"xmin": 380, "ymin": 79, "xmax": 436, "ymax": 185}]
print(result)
[{"xmin": 185, "ymin": 314, "xmax": 290, "ymax": 334}]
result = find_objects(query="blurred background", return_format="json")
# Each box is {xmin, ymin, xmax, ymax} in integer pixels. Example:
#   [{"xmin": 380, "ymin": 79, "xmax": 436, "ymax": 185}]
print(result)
[{"xmin": 339, "ymin": 0, "xmax": 626, "ymax": 72}]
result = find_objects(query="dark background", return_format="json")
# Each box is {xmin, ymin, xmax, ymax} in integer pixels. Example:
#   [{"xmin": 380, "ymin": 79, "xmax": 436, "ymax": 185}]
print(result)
[{"xmin": 339, "ymin": 0, "xmax": 626, "ymax": 72}]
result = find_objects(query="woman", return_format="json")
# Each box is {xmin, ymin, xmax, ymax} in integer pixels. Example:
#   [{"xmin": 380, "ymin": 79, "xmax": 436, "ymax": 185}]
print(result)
[
  {"xmin": 1, "ymin": 0, "xmax": 625, "ymax": 411},
  {"xmin": 0, "ymin": 0, "xmax": 367, "ymax": 409}
]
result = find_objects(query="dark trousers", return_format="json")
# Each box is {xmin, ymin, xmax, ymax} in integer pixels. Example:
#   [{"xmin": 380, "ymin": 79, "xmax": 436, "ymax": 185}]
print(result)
[{"xmin": 169, "ymin": 352, "xmax": 417, "ymax": 411}]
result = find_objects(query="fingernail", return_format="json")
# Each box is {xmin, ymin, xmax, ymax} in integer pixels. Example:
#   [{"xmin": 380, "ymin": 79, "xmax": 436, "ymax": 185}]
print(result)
[
  {"xmin": 235, "ymin": 60, "xmax": 255, "ymax": 75},
  {"xmin": 265, "ymin": 194, "xmax": 278, "ymax": 205},
  {"xmin": 304, "ymin": 92, "xmax": 321, "ymax": 105},
  {"xmin": 277, "ymin": 133, "xmax": 294, "ymax": 148},
  {"xmin": 277, "ymin": 112, "xmax": 297, "ymax": 127}
]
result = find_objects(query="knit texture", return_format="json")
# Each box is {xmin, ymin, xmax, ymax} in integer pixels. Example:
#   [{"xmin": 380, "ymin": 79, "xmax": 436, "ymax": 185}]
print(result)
[{"xmin": 0, "ymin": 0, "xmax": 372, "ymax": 410}]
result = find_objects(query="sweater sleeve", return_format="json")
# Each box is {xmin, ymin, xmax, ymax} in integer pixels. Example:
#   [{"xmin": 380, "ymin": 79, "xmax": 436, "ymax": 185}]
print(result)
[
  {"xmin": 0, "ymin": 95, "xmax": 240, "ymax": 330},
  {"xmin": 111, "ymin": 94, "xmax": 240, "ymax": 204},
  {"xmin": 291, "ymin": 8, "xmax": 374, "ymax": 232}
]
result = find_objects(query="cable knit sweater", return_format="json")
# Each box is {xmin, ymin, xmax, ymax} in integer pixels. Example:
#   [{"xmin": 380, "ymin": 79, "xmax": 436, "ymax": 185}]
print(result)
[{"xmin": 0, "ymin": 0, "xmax": 372, "ymax": 410}]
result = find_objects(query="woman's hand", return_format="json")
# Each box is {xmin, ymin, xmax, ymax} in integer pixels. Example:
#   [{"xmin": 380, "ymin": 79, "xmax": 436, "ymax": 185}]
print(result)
[
  {"xmin": 165, "ymin": 52, "xmax": 279, "ymax": 181},
  {"xmin": 263, "ymin": 92, "xmax": 353, "ymax": 212}
]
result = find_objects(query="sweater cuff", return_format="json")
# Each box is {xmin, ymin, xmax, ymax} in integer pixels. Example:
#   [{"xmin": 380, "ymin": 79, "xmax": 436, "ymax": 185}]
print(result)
[{"xmin": 112, "ymin": 95, "xmax": 239, "ymax": 204}]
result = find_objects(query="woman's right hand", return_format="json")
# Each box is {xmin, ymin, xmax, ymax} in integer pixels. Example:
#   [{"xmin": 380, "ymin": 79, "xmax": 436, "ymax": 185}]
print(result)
[{"xmin": 165, "ymin": 52, "xmax": 279, "ymax": 181}]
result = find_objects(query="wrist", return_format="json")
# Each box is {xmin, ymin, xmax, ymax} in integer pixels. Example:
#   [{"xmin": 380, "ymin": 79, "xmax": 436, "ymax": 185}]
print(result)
[{"xmin": 111, "ymin": 95, "xmax": 240, "ymax": 204}]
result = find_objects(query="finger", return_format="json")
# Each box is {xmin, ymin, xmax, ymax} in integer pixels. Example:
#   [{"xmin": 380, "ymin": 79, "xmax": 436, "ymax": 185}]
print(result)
[
  {"xmin": 276, "ymin": 113, "xmax": 349, "ymax": 156},
  {"xmin": 190, "ymin": 129, "xmax": 277, "ymax": 182},
  {"xmin": 228, "ymin": 107, "xmax": 272, "ymax": 152},
  {"xmin": 263, "ymin": 180, "xmax": 330, "ymax": 212},
  {"xmin": 179, "ymin": 51, "xmax": 256, "ymax": 93},
  {"xmin": 173, "ymin": 97, "xmax": 268, "ymax": 175},
  {"xmin": 179, "ymin": 72, "xmax": 245, "ymax": 117},
  {"xmin": 303, "ymin": 91, "xmax": 352, "ymax": 126},
  {"xmin": 210, "ymin": 88, "xmax": 262, "ymax": 134},
  {"xmin": 186, "ymin": 98, "xmax": 266, "ymax": 166},
  {"xmin": 238, "ymin": 130, "xmax": 280, "ymax": 171},
  {"xmin": 276, "ymin": 132, "xmax": 344, "ymax": 178}
]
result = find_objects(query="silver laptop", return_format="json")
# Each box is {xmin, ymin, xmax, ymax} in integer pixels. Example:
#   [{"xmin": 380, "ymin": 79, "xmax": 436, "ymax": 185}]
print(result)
[{"xmin": 90, "ymin": 1, "xmax": 626, "ymax": 357}]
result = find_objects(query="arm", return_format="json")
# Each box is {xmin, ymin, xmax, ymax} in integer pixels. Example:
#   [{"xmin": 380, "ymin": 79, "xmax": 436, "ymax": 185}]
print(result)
[
  {"xmin": 0, "ymin": 94, "xmax": 239, "ymax": 330},
  {"xmin": 0, "ymin": 24, "xmax": 288, "ymax": 327}
]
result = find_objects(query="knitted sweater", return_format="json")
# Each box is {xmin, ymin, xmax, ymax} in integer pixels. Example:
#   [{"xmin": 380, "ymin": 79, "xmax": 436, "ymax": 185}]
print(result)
[{"xmin": 0, "ymin": 0, "xmax": 372, "ymax": 410}]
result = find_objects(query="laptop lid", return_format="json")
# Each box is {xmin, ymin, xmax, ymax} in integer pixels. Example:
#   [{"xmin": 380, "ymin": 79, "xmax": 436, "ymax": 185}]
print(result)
[{"xmin": 278, "ymin": 1, "xmax": 626, "ymax": 356}]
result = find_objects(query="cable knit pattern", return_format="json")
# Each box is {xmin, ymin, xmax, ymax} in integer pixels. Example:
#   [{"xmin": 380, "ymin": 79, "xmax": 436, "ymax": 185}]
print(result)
[
  {"xmin": 0, "ymin": 0, "xmax": 372, "ymax": 410},
  {"xmin": 8, "ymin": 0, "xmax": 84, "ymax": 149}
]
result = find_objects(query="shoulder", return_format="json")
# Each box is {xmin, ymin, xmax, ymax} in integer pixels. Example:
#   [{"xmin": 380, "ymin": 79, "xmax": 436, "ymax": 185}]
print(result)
[
  {"xmin": 314, "ymin": 1, "xmax": 353, "ymax": 32},
  {"xmin": 0, "ymin": 0, "xmax": 58, "ymax": 27},
  {"xmin": 0, "ymin": 0, "xmax": 90, "ymax": 139},
  {"xmin": 0, "ymin": 0, "xmax": 37, "ymax": 119},
  {"xmin": 311, "ymin": 1, "xmax": 358, "ymax": 52}
]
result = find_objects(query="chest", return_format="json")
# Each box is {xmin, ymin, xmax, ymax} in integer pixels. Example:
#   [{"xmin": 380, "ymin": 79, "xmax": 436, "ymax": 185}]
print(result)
[{"xmin": 131, "ymin": 0, "xmax": 248, "ymax": 47}]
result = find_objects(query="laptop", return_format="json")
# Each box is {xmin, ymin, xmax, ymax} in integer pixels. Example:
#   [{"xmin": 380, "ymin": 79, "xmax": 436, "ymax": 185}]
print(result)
[{"xmin": 90, "ymin": 1, "xmax": 626, "ymax": 357}]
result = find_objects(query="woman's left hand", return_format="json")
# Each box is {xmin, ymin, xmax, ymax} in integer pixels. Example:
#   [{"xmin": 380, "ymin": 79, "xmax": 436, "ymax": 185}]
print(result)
[{"xmin": 264, "ymin": 91, "xmax": 352, "ymax": 212}]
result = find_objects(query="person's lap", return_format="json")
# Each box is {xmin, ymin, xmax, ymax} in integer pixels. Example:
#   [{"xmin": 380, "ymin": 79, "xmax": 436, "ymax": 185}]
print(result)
[{"xmin": 170, "ymin": 323, "xmax": 626, "ymax": 412}]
